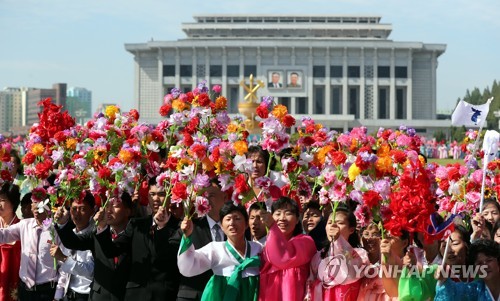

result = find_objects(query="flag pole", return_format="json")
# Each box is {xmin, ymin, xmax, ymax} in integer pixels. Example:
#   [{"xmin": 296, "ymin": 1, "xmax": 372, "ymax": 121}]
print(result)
[{"xmin": 440, "ymin": 202, "xmax": 458, "ymax": 269}]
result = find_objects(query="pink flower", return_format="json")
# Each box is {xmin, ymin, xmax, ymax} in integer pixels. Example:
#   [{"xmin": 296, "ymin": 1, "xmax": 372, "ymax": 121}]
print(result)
[
  {"xmin": 212, "ymin": 85, "xmax": 222, "ymax": 94},
  {"xmin": 195, "ymin": 196, "xmax": 211, "ymax": 218}
]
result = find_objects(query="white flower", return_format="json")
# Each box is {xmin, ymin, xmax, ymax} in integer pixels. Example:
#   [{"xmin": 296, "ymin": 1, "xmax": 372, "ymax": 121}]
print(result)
[
  {"xmin": 146, "ymin": 141, "xmax": 159, "ymax": 152},
  {"xmin": 233, "ymin": 155, "xmax": 252, "ymax": 173},
  {"xmin": 37, "ymin": 199, "xmax": 50, "ymax": 213},
  {"xmin": 298, "ymin": 152, "xmax": 313, "ymax": 166}
]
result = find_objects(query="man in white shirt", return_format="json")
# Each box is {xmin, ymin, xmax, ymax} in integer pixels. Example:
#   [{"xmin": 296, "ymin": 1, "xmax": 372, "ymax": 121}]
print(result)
[{"xmin": 51, "ymin": 192, "xmax": 95, "ymax": 301}]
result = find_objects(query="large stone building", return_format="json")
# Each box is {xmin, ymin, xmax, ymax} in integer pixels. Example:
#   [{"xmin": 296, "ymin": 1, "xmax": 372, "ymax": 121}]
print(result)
[{"xmin": 125, "ymin": 14, "xmax": 449, "ymax": 133}]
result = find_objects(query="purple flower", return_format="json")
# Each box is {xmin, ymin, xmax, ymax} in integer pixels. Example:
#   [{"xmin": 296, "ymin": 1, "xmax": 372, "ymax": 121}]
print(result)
[
  {"xmin": 349, "ymin": 190, "xmax": 363, "ymax": 203},
  {"xmin": 42, "ymin": 218, "xmax": 53, "ymax": 231},
  {"xmin": 261, "ymin": 96, "xmax": 273, "ymax": 107},
  {"xmin": 407, "ymin": 128, "xmax": 416, "ymax": 137},
  {"xmin": 197, "ymin": 80, "xmax": 208, "ymax": 93},
  {"xmin": 208, "ymin": 138, "xmax": 222, "ymax": 152},
  {"xmin": 307, "ymin": 166, "xmax": 321, "ymax": 177},
  {"xmin": 0, "ymin": 134, "xmax": 4, "ymax": 143},
  {"xmin": 193, "ymin": 174, "xmax": 210, "ymax": 189},
  {"xmin": 170, "ymin": 88, "xmax": 182, "ymax": 99},
  {"xmin": 373, "ymin": 179, "xmax": 391, "ymax": 199},
  {"xmin": 399, "ymin": 125, "xmax": 407, "ymax": 132},
  {"xmin": 51, "ymin": 150, "xmax": 64, "ymax": 163},
  {"xmin": 74, "ymin": 158, "xmax": 87, "ymax": 171}
]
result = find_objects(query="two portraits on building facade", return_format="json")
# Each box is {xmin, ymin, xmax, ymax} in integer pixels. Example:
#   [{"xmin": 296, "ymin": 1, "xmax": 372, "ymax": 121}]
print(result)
[{"xmin": 267, "ymin": 70, "xmax": 303, "ymax": 89}]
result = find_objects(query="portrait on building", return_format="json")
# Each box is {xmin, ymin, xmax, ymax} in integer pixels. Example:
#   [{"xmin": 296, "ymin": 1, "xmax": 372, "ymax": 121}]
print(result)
[
  {"xmin": 287, "ymin": 71, "xmax": 302, "ymax": 88},
  {"xmin": 267, "ymin": 71, "xmax": 284, "ymax": 88}
]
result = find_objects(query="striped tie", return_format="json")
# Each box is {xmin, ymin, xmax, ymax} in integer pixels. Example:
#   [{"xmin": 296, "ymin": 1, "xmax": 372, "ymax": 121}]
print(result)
[
  {"xmin": 213, "ymin": 224, "xmax": 222, "ymax": 242},
  {"xmin": 25, "ymin": 227, "xmax": 42, "ymax": 288}
]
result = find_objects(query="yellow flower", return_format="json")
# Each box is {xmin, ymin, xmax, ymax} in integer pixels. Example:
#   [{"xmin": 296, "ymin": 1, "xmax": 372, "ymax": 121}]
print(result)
[
  {"xmin": 348, "ymin": 163, "xmax": 361, "ymax": 181},
  {"xmin": 202, "ymin": 157, "xmax": 214, "ymax": 172},
  {"xmin": 94, "ymin": 146, "xmax": 107, "ymax": 162},
  {"xmin": 233, "ymin": 140, "xmax": 248, "ymax": 156},
  {"xmin": 105, "ymin": 105, "xmax": 119, "ymax": 119},
  {"xmin": 227, "ymin": 123, "xmax": 238, "ymax": 133},
  {"xmin": 172, "ymin": 99, "xmax": 189, "ymax": 111},
  {"xmin": 31, "ymin": 143, "xmax": 45, "ymax": 156},
  {"xmin": 215, "ymin": 96, "xmax": 227, "ymax": 110},
  {"xmin": 118, "ymin": 149, "xmax": 134, "ymax": 163},
  {"xmin": 176, "ymin": 158, "xmax": 191, "ymax": 171},
  {"xmin": 271, "ymin": 104, "xmax": 288, "ymax": 119},
  {"xmin": 65, "ymin": 138, "xmax": 78, "ymax": 150}
]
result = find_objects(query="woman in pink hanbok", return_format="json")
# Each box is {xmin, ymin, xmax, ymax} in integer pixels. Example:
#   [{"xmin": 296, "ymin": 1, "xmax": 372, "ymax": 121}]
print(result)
[
  {"xmin": 305, "ymin": 206, "xmax": 369, "ymax": 301},
  {"xmin": 259, "ymin": 197, "xmax": 317, "ymax": 301}
]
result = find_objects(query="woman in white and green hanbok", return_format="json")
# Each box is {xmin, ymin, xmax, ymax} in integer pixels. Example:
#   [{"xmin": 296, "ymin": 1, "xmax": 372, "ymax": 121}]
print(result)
[{"xmin": 177, "ymin": 203, "xmax": 262, "ymax": 301}]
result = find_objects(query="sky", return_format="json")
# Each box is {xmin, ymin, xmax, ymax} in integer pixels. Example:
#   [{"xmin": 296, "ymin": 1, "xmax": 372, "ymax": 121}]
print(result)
[{"xmin": 1, "ymin": 0, "xmax": 499, "ymax": 115}]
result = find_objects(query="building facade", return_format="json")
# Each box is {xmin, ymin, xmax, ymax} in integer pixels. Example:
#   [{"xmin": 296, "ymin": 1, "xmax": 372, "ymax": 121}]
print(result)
[
  {"xmin": 67, "ymin": 87, "xmax": 92, "ymax": 123},
  {"xmin": 126, "ymin": 14, "xmax": 449, "ymax": 133}
]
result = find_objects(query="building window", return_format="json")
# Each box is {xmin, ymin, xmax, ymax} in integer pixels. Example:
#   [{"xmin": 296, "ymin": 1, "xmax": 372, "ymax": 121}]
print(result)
[
  {"xmin": 331, "ymin": 86, "xmax": 342, "ymax": 114},
  {"xmin": 348, "ymin": 66, "xmax": 360, "ymax": 78},
  {"xmin": 314, "ymin": 86, "xmax": 325, "ymax": 114},
  {"xmin": 349, "ymin": 87, "xmax": 359, "ymax": 118},
  {"xmin": 244, "ymin": 65, "xmax": 257, "ymax": 76},
  {"xmin": 228, "ymin": 86, "xmax": 239, "ymax": 114},
  {"xmin": 378, "ymin": 66, "xmax": 390, "ymax": 78},
  {"xmin": 163, "ymin": 65, "xmax": 175, "ymax": 77},
  {"xmin": 181, "ymin": 86, "xmax": 192, "ymax": 93},
  {"xmin": 280, "ymin": 97, "xmax": 291, "ymax": 110},
  {"xmin": 396, "ymin": 88, "xmax": 406, "ymax": 119},
  {"xmin": 180, "ymin": 65, "xmax": 192, "ymax": 77},
  {"xmin": 313, "ymin": 66, "xmax": 325, "ymax": 78},
  {"xmin": 227, "ymin": 65, "xmax": 240, "ymax": 77},
  {"xmin": 395, "ymin": 66, "xmax": 407, "ymax": 79},
  {"xmin": 210, "ymin": 65, "xmax": 222, "ymax": 77},
  {"xmin": 331, "ymin": 66, "xmax": 343, "ymax": 78},
  {"xmin": 378, "ymin": 88, "xmax": 388, "ymax": 119},
  {"xmin": 296, "ymin": 97, "xmax": 308, "ymax": 114}
]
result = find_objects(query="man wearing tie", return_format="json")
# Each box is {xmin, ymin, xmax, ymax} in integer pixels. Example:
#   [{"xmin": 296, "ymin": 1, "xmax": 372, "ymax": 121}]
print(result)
[
  {"xmin": 0, "ymin": 197, "xmax": 67, "ymax": 301},
  {"xmin": 268, "ymin": 72, "xmax": 282, "ymax": 88},
  {"xmin": 171, "ymin": 178, "xmax": 228, "ymax": 301}
]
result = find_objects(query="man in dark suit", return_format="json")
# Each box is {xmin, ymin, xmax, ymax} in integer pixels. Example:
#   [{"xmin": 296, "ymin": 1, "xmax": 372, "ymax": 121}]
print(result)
[
  {"xmin": 55, "ymin": 192, "xmax": 134, "ymax": 301},
  {"xmin": 170, "ymin": 179, "xmax": 228, "ymax": 301},
  {"xmin": 95, "ymin": 178, "xmax": 180, "ymax": 301},
  {"xmin": 268, "ymin": 72, "xmax": 282, "ymax": 88}
]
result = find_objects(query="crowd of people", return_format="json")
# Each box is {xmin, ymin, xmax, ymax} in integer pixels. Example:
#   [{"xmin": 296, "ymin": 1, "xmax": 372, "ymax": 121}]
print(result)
[
  {"xmin": 0, "ymin": 145, "xmax": 499, "ymax": 301},
  {"xmin": 0, "ymin": 85, "xmax": 499, "ymax": 301}
]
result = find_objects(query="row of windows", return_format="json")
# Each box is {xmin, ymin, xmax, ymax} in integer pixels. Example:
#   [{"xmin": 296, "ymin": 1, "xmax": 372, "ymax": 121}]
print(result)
[{"xmin": 164, "ymin": 65, "xmax": 408, "ymax": 79}]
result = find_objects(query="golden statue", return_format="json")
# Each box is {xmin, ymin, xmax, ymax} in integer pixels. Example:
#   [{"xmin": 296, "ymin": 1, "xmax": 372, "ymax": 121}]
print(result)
[{"xmin": 238, "ymin": 74, "xmax": 264, "ymax": 134}]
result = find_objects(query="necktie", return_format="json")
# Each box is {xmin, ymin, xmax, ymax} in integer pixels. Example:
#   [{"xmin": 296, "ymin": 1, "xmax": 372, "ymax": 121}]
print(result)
[
  {"xmin": 26, "ymin": 227, "xmax": 42, "ymax": 288},
  {"xmin": 213, "ymin": 224, "xmax": 222, "ymax": 242}
]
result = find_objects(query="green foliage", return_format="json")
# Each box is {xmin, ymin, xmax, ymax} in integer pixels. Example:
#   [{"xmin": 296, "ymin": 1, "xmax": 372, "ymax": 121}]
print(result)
[
  {"xmin": 462, "ymin": 79, "xmax": 500, "ymax": 130},
  {"xmin": 433, "ymin": 130, "xmax": 447, "ymax": 142}
]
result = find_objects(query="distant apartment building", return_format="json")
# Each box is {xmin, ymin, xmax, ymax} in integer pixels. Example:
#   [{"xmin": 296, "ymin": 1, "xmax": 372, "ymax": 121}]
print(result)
[{"xmin": 66, "ymin": 87, "xmax": 92, "ymax": 123}]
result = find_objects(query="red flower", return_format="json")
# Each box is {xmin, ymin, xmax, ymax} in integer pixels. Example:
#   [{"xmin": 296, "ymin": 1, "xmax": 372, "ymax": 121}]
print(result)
[
  {"xmin": 256, "ymin": 105, "xmax": 269, "ymax": 119},
  {"xmin": 151, "ymin": 130, "xmax": 164, "ymax": 142},
  {"xmin": 197, "ymin": 94, "xmax": 210, "ymax": 107},
  {"xmin": 165, "ymin": 157, "xmax": 178, "ymax": 170},
  {"xmin": 183, "ymin": 133, "xmax": 194, "ymax": 147},
  {"xmin": 22, "ymin": 153, "xmax": 36, "ymax": 165},
  {"xmin": 301, "ymin": 136, "xmax": 315, "ymax": 146},
  {"xmin": 281, "ymin": 114, "xmax": 295, "ymax": 127},
  {"xmin": 447, "ymin": 167, "xmax": 460, "ymax": 182},
  {"xmin": 54, "ymin": 131, "xmax": 67, "ymax": 143},
  {"xmin": 34, "ymin": 159, "xmax": 53, "ymax": 179},
  {"xmin": 234, "ymin": 174, "xmax": 250, "ymax": 194},
  {"xmin": 172, "ymin": 182, "xmax": 188, "ymax": 201},
  {"xmin": 129, "ymin": 109, "xmax": 140, "ymax": 121},
  {"xmin": 362, "ymin": 190, "xmax": 382, "ymax": 208},
  {"xmin": 185, "ymin": 117, "xmax": 199, "ymax": 135},
  {"xmin": 185, "ymin": 92, "xmax": 194, "ymax": 103},
  {"xmin": 190, "ymin": 144, "xmax": 206, "ymax": 160},
  {"xmin": 97, "ymin": 167, "xmax": 112, "ymax": 180},
  {"xmin": 390, "ymin": 149, "xmax": 407, "ymax": 164},
  {"xmin": 0, "ymin": 170, "xmax": 12, "ymax": 182},
  {"xmin": 313, "ymin": 131, "xmax": 327, "ymax": 144},
  {"xmin": 329, "ymin": 151, "xmax": 347, "ymax": 166},
  {"xmin": 159, "ymin": 104, "xmax": 172, "ymax": 116}
]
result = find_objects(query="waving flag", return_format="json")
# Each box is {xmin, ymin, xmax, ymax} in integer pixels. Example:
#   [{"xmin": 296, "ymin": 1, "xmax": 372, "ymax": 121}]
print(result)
[
  {"xmin": 451, "ymin": 98, "xmax": 493, "ymax": 127},
  {"xmin": 426, "ymin": 213, "xmax": 457, "ymax": 241},
  {"xmin": 482, "ymin": 130, "xmax": 500, "ymax": 163}
]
